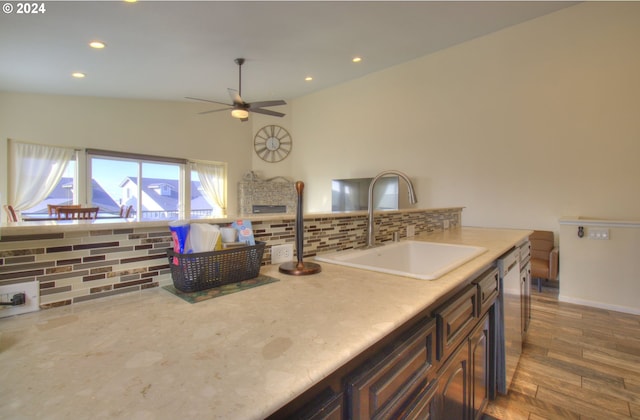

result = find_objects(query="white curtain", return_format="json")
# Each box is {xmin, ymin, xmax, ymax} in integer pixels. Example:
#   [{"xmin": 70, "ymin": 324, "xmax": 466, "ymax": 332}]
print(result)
[
  {"xmin": 8, "ymin": 140, "xmax": 75, "ymax": 211},
  {"xmin": 193, "ymin": 162, "xmax": 227, "ymax": 216}
]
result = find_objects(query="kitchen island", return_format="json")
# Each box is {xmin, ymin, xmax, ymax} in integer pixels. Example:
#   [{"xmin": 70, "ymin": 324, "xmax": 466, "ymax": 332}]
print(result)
[{"xmin": 0, "ymin": 227, "xmax": 530, "ymax": 419}]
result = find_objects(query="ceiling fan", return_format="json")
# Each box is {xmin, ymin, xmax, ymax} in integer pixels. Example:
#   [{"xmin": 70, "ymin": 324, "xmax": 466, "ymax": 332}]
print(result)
[{"xmin": 186, "ymin": 58, "xmax": 286, "ymax": 122}]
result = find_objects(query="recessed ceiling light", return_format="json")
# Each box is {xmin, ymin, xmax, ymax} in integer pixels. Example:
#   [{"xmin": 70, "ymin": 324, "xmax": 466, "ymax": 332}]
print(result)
[
  {"xmin": 89, "ymin": 41, "xmax": 106, "ymax": 49},
  {"xmin": 305, "ymin": 76, "xmax": 313, "ymax": 82},
  {"xmin": 124, "ymin": 0, "xmax": 137, "ymax": 3},
  {"xmin": 72, "ymin": 72, "xmax": 86, "ymax": 78},
  {"xmin": 352, "ymin": 57, "xmax": 363, "ymax": 63}
]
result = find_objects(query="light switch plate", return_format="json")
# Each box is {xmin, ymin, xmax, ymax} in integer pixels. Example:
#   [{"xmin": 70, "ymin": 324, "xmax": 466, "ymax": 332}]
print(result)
[
  {"xmin": 588, "ymin": 227, "xmax": 610, "ymax": 240},
  {"xmin": 406, "ymin": 225, "xmax": 416, "ymax": 237}
]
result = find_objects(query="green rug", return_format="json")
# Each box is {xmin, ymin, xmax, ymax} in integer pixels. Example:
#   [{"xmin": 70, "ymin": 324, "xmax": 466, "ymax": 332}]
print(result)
[{"xmin": 163, "ymin": 274, "xmax": 279, "ymax": 303}]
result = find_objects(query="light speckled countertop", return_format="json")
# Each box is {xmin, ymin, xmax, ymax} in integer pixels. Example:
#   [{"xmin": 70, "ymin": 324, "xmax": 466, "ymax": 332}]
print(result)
[{"xmin": 0, "ymin": 227, "xmax": 530, "ymax": 420}]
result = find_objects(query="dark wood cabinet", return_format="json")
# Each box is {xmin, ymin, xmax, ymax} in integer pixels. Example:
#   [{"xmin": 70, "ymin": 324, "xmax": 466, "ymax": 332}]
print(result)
[
  {"xmin": 274, "ymin": 265, "xmax": 498, "ymax": 420},
  {"xmin": 346, "ymin": 319, "xmax": 437, "ymax": 419},
  {"xmin": 293, "ymin": 389, "xmax": 344, "ymax": 420},
  {"xmin": 400, "ymin": 379, "xmax": 439, "ymax": 419},
  {"xmin": 433, "ymin": 336, "xmax": 470, "ymax": 419},
  {"xmin": 470, "ymin": 314, "xmax": 490, "ymax": 420},
  {"xmin": 474, "ymin": 268, "xmax": 499, "ymax": 317},
  {"xmin": 435, "ymin": 285, "xmax": 477, "ymax": 362}
]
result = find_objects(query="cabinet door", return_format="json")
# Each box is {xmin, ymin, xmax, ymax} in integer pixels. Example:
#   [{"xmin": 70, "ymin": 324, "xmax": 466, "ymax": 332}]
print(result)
[
  {"xmin": 434, "ymin": 339, "xmax": 470, "ymax": 420},
  {"xmin": 470, "ymin": 314, "xmax": 490, "ymax": 420}
]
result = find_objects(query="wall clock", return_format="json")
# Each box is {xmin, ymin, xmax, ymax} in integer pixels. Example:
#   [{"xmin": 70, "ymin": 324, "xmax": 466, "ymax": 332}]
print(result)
[{"xmin": 254, "ymin": 125, "xmax": 292, "ymax": 163}]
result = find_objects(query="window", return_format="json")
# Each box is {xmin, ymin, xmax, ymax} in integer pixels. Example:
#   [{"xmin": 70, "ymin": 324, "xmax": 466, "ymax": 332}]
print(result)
[
  {"xmin": 190, "ymin": 161, "xmax": 227, "ymax": 219},
  {"xmin": 8, "ymin": 144, "xmax": 227, "ymax": 222},
  {"xmin": 87, "ymin": 150, "xmax": 226, "ymax": 221}
]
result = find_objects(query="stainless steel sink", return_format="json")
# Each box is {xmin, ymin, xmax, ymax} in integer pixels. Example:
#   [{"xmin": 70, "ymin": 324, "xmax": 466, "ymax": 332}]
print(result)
[{"xmin": 315, "ymin": 240, "xmax": 487, "ymax": 280}]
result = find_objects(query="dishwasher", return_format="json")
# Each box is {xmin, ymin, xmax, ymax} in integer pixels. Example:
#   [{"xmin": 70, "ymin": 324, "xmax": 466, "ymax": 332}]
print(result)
[{"xmin": 496, "ymin": 248, "xmax": 521, "ymax": 394}]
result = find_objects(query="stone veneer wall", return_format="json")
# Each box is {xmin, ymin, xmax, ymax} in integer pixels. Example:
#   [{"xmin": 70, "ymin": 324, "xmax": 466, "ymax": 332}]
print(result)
[
  {"xmin": 0, "ymin": 208, "xmax": 461, "ymax": 310},
  {"xmin": 238, "ymin": 179, "xmax": 296, "ymax": 215}
]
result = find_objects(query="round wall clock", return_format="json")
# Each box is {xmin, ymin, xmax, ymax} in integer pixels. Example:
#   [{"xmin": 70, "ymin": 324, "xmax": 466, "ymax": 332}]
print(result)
[{"xmin": 254, "ymin": 125, "xmax": 292, "ymax": 163}]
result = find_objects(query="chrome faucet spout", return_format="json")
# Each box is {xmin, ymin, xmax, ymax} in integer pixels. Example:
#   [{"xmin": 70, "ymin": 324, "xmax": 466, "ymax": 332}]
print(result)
[{"xmin": 367, "ymin": 170, "xmax": 417, "ymax": 248}]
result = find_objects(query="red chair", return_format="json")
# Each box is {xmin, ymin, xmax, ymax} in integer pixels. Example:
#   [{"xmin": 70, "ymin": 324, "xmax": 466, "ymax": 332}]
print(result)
[
  {"xmin": 48, "ymin": 204, "xmax": 81, "ymax": 215},
  {"xmin": 57, "ymin": 207, "xmax": 100, "ymax": 220},
  {"xmin": 3, "ymin": 205, "xmax": 18, "ymax": 222},
  {"xmin": 119, "ymin": 205, "xmax": 133, "ymax": 218}
]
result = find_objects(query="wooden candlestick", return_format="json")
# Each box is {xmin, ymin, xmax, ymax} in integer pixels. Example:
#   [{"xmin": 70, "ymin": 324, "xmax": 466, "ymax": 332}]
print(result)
[{"xmin": 279, "ymin": 181, "xmax": 321, "ymax": 276}]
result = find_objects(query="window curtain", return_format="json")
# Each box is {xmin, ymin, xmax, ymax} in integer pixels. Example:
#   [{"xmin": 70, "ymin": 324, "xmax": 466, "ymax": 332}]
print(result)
[
  {"xmin": 193, "ymin": 162, "xmax": 227, "ymax": 216},
  {"xmin": 8, "ymin": 140, "xmax": 75, "ymax": 211}
]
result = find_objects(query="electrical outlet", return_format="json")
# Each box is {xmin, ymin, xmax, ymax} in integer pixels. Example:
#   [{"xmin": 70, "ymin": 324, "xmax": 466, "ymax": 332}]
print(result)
[
  {"xmin": 0, "ymin": 280, "xmax": 39, "ymax": 318},
  {"xmin": 271, "ymin": 244, "xmax": 294, "ymax": 264},
  {"xmin": 406, "ymin": 225, "xmax": 416, "ymax": 237},
  {"xmin": 443, "ymin": 220, "xmax": 450, "ymax": 229}
]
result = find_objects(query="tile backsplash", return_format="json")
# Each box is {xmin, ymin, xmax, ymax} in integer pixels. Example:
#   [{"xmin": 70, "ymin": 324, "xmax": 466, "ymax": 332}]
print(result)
[{"xmin": 0, "ymin": 207, "xmax": 461, "ymax": 310}]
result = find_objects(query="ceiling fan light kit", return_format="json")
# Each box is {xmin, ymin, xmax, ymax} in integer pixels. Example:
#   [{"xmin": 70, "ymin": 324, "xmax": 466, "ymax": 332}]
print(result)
[
  {"xmin": 187, "ymin": 58, "xmax": 286, "ymax": 122},
  {"xmin": 231, "ymin": 108, "xmax": 249, "ymax": 119}
]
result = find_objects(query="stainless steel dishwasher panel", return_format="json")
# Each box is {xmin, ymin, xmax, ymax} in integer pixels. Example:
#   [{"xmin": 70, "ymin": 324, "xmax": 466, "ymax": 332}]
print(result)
[{"xmin": 496, "ymin": 248, "xmax": 521, "ymax": 394}]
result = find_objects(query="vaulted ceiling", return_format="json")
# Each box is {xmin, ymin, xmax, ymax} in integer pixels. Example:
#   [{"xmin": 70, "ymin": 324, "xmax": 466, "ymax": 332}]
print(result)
[{"xmin": 0, "ymin": 1, "xmax": 577, "ymax": 103}]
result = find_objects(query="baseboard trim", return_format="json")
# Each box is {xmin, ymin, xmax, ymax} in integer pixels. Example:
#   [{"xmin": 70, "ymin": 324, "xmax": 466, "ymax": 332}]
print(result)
[{"xmin": 558, "ymin": 294, "xmax": 640, "ymax": 315}]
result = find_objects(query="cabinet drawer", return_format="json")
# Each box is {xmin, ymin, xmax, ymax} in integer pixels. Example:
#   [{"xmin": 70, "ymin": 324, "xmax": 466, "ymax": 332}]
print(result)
[
  {"xmin": 293, "ymin": 388, "xmax": 344, "ymax": 420},
  {"xmin": 399, "ymin": 378, "xmax": 438, "ymax": 420},
  {"xmin": 474, "ymin": 267, "xmax": 498, "ymax": 317},
  {"xmin": 347, "ymin": 319, "xmax": 436, "ymax": 420},
  {"xmin": 435, "ymin": 285, "xmax": 477, "ymax": 362}
]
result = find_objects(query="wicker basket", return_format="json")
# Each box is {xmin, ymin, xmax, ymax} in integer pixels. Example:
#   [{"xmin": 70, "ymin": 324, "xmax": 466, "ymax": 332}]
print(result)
[{"xmin": 167, "ymin": 241, "xmax": 266, "ymax": 292}]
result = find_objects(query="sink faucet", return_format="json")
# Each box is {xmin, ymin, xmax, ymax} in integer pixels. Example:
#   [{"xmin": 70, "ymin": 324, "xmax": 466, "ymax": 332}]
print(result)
[{"xmin": 367, "ymin": 170, "xmax": 418, "ymax": 248}]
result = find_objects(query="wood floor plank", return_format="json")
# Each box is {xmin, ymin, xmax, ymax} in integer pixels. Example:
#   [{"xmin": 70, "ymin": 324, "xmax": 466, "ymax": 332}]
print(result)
[
  {"xmin": 536, "ymin": 385, "xmax": 631, "ymax": 419},
  {"xmin": 582, "ymin": 348, "xmax": 640, "ymax": 374},
  {"xmin": 582, "ymin": 377, "xmax": 640, "ymax": 405},
  {"xmin": 515, "ymin": 355, "xmax": 583, "ymax": 387},
  {"xmin": 484, "ymin": 285, "xmax": 640, "ymax": 419},
  {"xmin": 509, "ymin": 370, "xmax": 539, "ymax": 397},
  {"xmin": 545, "ymin": 350, "xmax": 635, "ymax": 384},
  {"xmin": 483, "ymin": 397, "xmax": 531, "ymax": 420},
  {"xmin": 625, "ymin": 377, "xmax": 640, "ymax": 393},
  {"xmin": 494, "ymin": 389, "xmax": 581, "ymax": 420}
]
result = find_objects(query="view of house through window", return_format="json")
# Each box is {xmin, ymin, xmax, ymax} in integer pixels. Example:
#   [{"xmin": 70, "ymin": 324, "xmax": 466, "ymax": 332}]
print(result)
[
  {"xmin": 90, "ymin": 156, "xmax": 221, "ymax": 221},
  {"xmin": 13, "ymin": 145, "xmax": 226, "ymax": 221}
]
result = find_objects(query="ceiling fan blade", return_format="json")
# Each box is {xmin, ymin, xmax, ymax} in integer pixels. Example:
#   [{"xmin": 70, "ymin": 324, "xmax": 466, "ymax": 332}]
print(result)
[
  {"xmin": 198, "ymin": 107, "xmax": 233, "ymax": 115},
  {"xmin": 249, "ymin": 99, "xmax": 287, "ymax": 108},
  {"xmin": 228, "ymin": 88, "xmax": 244, "ymax": 105},
  {"xmin": 185, "ymin": 96, "xmax": 231, "ymax": 107},
  {"xmin": 250, "ymin": 108, "xmax": 285, "ymax": 118}
]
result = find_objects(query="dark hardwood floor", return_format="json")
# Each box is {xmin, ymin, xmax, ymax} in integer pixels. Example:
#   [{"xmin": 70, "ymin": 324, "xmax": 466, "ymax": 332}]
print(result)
[{"xmin": 484, "ymin": 281, "xmax": 640, "ymax": 419}]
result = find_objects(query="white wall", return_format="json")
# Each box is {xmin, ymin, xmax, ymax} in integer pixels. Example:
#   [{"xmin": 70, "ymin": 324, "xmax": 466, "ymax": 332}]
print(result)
[
  {"xmin": 0, "ymin": 92, "xmax": 251, "ymax": 216},
  {"xmin": 2, "ymin": 2, "xmax": 639, "ymax": 231},
  {"xmin": 289, "ymin": 2, "xmax": 640, "ymax": 232},
  {"xmin": 559, "ymin": 219, "xmax": 640, "ymax": 315}
]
